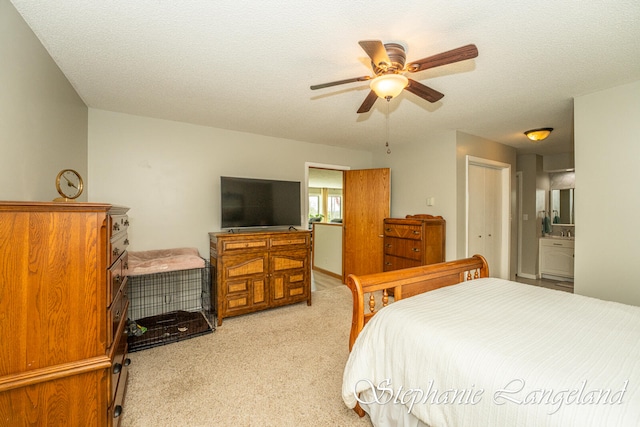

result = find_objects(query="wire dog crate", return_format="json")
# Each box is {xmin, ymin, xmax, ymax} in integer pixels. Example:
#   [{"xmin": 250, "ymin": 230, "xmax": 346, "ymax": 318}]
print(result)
[{"xmin": 127, "ymin": 259, "xmax": 215, "ymax": 352}]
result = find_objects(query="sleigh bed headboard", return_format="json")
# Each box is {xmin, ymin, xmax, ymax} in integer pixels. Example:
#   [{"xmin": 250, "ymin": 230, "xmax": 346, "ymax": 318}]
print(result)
[{"xmin": 345, "ymin": 254, "xmax": 489, "ymax": 351}]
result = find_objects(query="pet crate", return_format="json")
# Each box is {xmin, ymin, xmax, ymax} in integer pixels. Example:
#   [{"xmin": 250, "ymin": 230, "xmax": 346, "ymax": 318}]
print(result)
[{"xmin": 126, "ymin": 257, "xmax": 215, "ymax": 352}]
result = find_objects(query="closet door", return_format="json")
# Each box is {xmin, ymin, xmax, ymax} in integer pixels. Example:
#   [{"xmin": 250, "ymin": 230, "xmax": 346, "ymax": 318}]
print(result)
[
  {"xmin": 468, "ymin": 164, "xmax": 503, "ymax": 276},
  {"xmin": 468, "ymin": 164, "xmax": 486, "ymax": 259}
]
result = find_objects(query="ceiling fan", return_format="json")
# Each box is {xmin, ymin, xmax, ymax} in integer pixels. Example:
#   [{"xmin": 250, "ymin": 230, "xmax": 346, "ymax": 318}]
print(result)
[{"xmin": 310, "ymin": 40, "xmax": 478, "ymax": 113}]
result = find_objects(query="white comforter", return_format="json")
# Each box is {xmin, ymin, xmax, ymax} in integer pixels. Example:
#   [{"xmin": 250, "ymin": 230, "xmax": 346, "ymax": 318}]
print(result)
[{"xmin": 342, "ymin": 278, "xmax": 640, "ymax": 426}]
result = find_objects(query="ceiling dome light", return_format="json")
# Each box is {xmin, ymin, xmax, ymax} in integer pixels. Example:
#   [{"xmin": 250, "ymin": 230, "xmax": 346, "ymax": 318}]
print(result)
[
  {"xmin": 524, "ymin": 128, "xmax": 553, "ymax": 141},
  {"xmin": 370, "ymin": 74, "xmax": 408, "ymax": 99}
]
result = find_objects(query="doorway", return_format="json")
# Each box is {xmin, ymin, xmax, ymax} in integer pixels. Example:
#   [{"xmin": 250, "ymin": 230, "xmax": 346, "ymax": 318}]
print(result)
[
  {"xmin": 305, "ymin": 163, "xmax": 390, "ymax": 282},
  {"xmin": 306, "ymin": 164, "xmax": 348, "ymax": 279}
]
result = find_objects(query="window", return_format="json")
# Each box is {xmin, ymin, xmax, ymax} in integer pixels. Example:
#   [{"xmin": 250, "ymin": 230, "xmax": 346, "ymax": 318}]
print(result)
[
  {"xmin": 309, "ymin": 195, "xmax": 320, "ymax": 217},
  {"xmin": 327, "ymin": 195, "xmax": 341, "ymax": 221}
]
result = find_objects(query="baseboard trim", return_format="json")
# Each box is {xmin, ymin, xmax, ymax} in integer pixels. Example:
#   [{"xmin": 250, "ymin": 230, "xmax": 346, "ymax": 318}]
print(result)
[
  {"xmin": 542, "ymin": 274, "xmax": 574, "ymax": 282},
  {"xmin": 516, "ymin": 273, "xmax": 537, "ymax": 280},
  {"xmin": 312, "ymin": 266, "xmax": 342, "ymax": 280}
]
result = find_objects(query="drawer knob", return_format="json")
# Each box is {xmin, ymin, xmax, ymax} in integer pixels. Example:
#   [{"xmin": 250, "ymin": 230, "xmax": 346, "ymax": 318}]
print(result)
[
  {"xmin": 113, "ymin": 362, "xmax": 122, "ymax": 374},
  {"xmin": 114, "ymin": 274, "xmax": 121, "ymax": 284},
  {"xmin": 114, "ymin": 405, "xmax": 123, "ymax": 418},
  {"xmin": 412, "ymin": 248, "xmax": 420, "ymax": 252},
  {"xmin": 124, "ymin": 219, "xmax": 130, "ymax": 226},
  {"xmin": 113, "ymin": 223, "xmax": 120, "ymax": 231},
  {"xmin": 385, "ymin": 244, "xmax": 392, "ymax": 248},
  {"xmin": 385, "ymin": 262, "xmax": 392, "ymax": 266},
  {"xmin": 124, "ymin": 239, "xmax": 130, "ymax": 245},
  {"xmin": 412, "ymin": 230, "xmax": 420, "ymax": 235},
  {"xmin": 113, "ymin": 248, "xmax": 120, "ymax": 257},
  {"xmin": 124, "ymin": 358, "xmax": 131, "ymax": 367}
]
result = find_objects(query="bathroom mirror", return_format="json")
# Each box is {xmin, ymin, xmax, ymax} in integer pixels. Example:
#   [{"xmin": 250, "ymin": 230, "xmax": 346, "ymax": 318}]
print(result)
[{"xmin": 550, "ymin": 189, "xmax": 574, "ymax": 225}]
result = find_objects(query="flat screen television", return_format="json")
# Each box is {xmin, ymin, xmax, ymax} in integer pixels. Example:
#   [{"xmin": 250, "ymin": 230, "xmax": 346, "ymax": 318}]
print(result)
[{"xmin": 220, "ymin": 176, "xmax": 301, "ymax": 229}]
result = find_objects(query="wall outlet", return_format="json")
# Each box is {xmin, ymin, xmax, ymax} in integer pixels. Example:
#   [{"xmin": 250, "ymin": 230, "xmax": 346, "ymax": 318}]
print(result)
[{"xmin": 426, "ymin": 197, "xmax": 435, "ymax": 206}]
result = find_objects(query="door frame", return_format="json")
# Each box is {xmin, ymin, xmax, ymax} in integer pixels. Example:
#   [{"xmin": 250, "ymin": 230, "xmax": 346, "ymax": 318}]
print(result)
[
  {"xmin": 465, "ymin": 155, "xmax": 511, "ymax": 279},
  {"xmin": 516, "ymin": 171, "xmax": 524, "ymax": 278}
]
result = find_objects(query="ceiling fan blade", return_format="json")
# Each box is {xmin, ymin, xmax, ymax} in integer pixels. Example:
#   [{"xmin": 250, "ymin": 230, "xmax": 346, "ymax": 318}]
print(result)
[
  {"xmin": 358, "ymin": 40, "xmax": 392, "ymax": 69},
  {"xmin": 407, "ymin": 44, "xmax": 478, "ymax": 72},
  {"xmin": 310, "ymin": 76, "xmax": 371, "ymax": 90},
  {"xmin": 357, "ymin": 90, "xmax": 379, "ymax": 114},
  {"xmin": 405, "ymin": 79, "xmax": 444, "ymax": 103}
]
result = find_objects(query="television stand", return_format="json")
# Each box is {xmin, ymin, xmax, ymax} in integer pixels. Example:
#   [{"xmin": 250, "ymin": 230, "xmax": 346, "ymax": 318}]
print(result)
[{"xmin": 209, "ymin": 229, "xmax": 312, "ymax": 325}]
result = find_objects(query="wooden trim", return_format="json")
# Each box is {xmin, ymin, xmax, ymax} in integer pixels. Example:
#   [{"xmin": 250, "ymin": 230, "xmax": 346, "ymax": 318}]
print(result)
[
  {"xmin": 0, "ymin": 201, "xmax": 112, "ymax": 212},
  {"xmin": 0, "ymin": 356, "xmax": 112, "ymax": 393},
  {"xmin": 312, "ymin": 265, "xmax": 341, "ymax": 280}
]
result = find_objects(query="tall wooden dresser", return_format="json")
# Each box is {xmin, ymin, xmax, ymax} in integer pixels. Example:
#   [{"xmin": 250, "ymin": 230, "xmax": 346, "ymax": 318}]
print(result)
[
  {"xmin": 0, "ymin": 202, "xmax": 131, "ymax": 427},
  {"xmin": 210, "ymin": 230, "xmax": 311, "ymax": 325},
  {"xmin": 383, "ymin": 214, "xmax": 446, "ymax": 272}
]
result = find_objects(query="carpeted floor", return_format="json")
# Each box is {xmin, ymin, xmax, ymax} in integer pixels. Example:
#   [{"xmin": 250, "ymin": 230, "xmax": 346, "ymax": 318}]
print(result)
[{"xmin": 121, "ymin": 285, "xmax": 373, "ymax": 426}]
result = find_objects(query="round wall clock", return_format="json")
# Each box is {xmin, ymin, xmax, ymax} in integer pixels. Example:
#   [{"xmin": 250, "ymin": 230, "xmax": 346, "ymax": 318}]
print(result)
[{"xmin": 55, "ymin": 169, "xmax": 84, "ymax": 200}]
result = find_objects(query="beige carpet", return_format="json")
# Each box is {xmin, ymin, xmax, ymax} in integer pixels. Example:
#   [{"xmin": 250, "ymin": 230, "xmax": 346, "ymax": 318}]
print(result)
[{"xmin": 121, "ymin": 285, "xmax": 373, "ymax": 426}]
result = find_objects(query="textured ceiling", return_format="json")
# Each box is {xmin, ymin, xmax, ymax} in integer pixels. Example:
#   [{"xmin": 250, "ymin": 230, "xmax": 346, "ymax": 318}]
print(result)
[{"xmin": 10, "ymin": 0, "xmax": 640, "ymax": 156}]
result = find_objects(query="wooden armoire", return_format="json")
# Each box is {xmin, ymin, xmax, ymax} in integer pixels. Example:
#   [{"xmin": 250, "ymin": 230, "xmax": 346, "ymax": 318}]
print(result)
[{"xmin": 0, "ymin": 201, "xmax": 130, "ymax": 426}]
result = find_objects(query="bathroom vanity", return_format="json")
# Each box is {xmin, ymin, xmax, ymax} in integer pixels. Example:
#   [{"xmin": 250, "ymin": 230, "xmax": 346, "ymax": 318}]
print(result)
[{"xmin": 539, "ymin": 237, "xmax": 574, "ymax": 280}]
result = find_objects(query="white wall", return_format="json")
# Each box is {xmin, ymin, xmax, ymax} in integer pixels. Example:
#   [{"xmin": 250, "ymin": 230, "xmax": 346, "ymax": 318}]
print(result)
[
  {"xmin": 88, "ymin": 109, "xmax": 373, "ymax": 257},
  {"xmin": 0, "ymin": 0, "xmax": 88, "ymax": 201},
  {"xmin": 574, "ymin": 80, "xmax": 640, "ymax": 306},
  {"xmin": 312, "ymin": 223, "xmax": 343, "ymax": 276},
  {"xmin": 373, "ymin": 131, "xmax": 458, "ymax": 261}
]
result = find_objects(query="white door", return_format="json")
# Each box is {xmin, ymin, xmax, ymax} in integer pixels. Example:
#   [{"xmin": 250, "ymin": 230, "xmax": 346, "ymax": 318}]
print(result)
[
  {"xmin": 468, "ymin": 164, "xmax": 486, "ymax": 259},
  {"xmin": 467, "ymin": 159, "xmax": 509, "ymax": 278}
]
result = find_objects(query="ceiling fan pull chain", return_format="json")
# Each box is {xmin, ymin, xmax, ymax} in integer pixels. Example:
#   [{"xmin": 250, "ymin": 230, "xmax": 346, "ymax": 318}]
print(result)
[{"xmin": 385, "ymin": 99, "xmax": 391, "ymax": 154}]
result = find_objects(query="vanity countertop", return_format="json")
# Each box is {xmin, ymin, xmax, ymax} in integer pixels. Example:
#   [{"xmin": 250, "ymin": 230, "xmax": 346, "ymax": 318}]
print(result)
[{"xmin": 541, "ymin": 235, "xmax": 574, "ymax": 241}]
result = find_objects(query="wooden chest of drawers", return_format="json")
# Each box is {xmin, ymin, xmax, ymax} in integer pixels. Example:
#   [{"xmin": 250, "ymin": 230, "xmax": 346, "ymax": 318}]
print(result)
[
  {"xmin": 210, "ymin": 230, "xmax": 311, "ymax": 325},
  {"xmin": 383, "ymin": 215, "xmax": 446, "ymax": 272},
  {"xmin": 0, "ymin": 202, "xmax": 130, "ymax": 427}
]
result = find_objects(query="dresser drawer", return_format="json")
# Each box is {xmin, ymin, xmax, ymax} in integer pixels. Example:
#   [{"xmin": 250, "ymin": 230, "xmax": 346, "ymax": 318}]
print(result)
[
  {"xmin": 109, "ymin": 358, "xmax": 129, "ymax": 427},
  {"xmin": 108, "ymin": 289, "xmax": 128, "ymax": 348},
  {"xmin": 384, "ymin": 237, "xmax": 423, "ymax": 261},
  {"xmin": 383, "ymin": 254, "xmax": 422, "ymax": 271},
  {"xmin": 109, "ymin": 233, "xmax": 129, "ymax": 266},
  {"xmin": 219, "ymin": 237, "xmax": 268, "ymax": 254},
  {"xmin": 110, "ymin": 214, "xmax": 129, "ymax": 236},
  {"xmin": 384, "ymin": 224, "xmax": 423, "ymax": 240},
  {"xmin": 107, "ymin": 253, "xmax": 128, "ymax": 306},
  {"xmin": 270, "ymin": 234, "xmax": 310, "ymax": 250},
  {"xmin": 111, "ymin": 337, "xmax": 130, "ymax": 404}
]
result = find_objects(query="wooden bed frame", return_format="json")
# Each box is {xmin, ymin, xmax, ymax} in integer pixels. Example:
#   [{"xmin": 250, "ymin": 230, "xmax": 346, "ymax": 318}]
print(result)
[
  {"xmin": 346, "ymin": 255, "xmax": 489, "ymax": 351},
  {"xmin": 345, "ymin": 255, "xmax": 489, "ymax": 417}
]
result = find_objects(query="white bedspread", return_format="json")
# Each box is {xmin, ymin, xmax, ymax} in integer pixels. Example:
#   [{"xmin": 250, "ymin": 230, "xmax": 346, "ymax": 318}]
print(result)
[{"xmin": 342, "ymin": 278, "xmax": 640, "ymax": 426}]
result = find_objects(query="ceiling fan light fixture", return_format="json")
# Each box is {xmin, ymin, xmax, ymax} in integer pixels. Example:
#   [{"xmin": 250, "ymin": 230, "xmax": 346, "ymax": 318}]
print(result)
[
  {"xmin": 524, "ymin": 128, "xmax": 553, "ymax": 141},
  {"xmin": 370, "ymin": 74, "xmax": 408, "ymax": 99}
]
